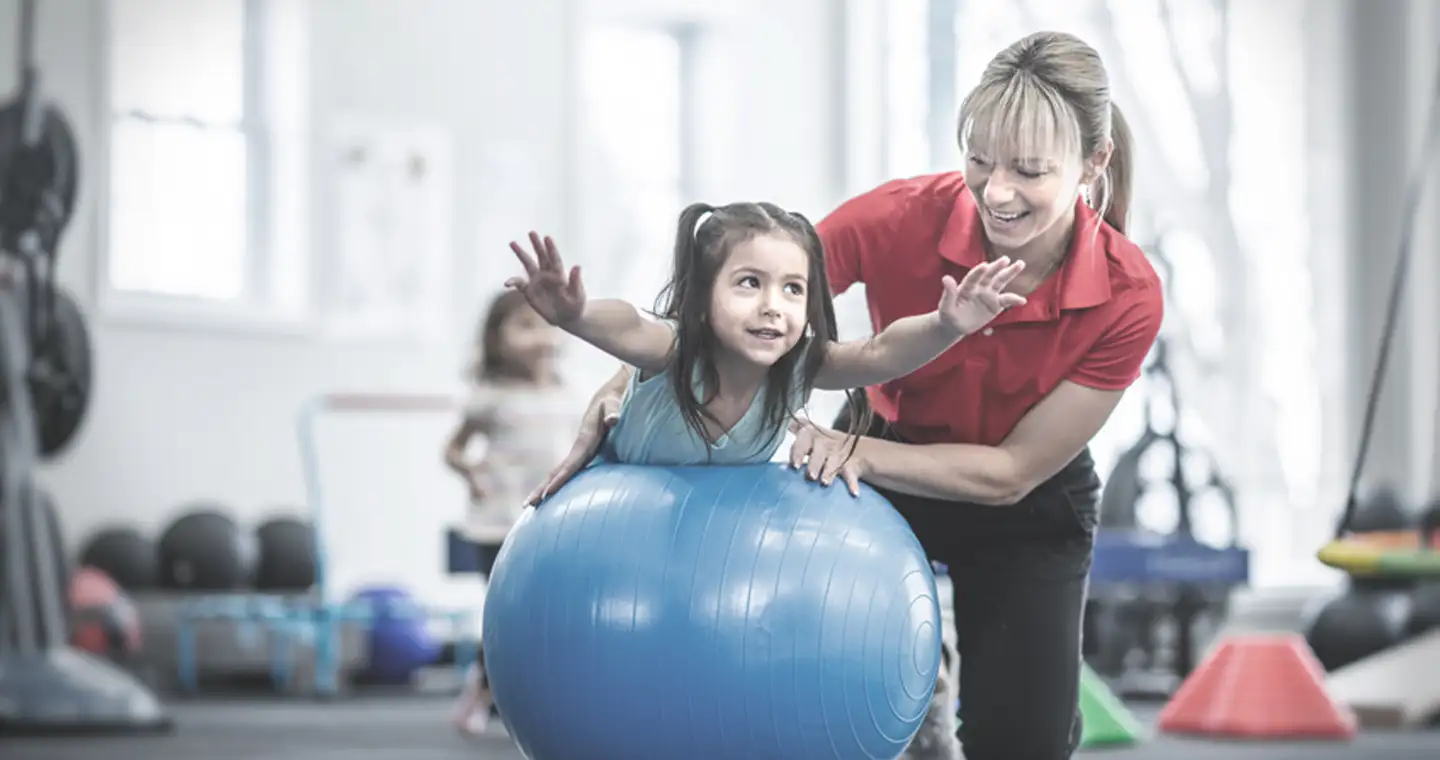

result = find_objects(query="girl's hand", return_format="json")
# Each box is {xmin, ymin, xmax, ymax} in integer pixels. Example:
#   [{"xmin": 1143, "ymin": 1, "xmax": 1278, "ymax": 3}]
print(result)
[
  {"xmin": 506, "ymin": 232, "xmax": 587, "ymax": 326},
  {"xmin": 937, "ymin": 256, "xmax": 1028, "ymax": 337},
  {"xmin": 786, "ymin": 419, "xmax": 865, "ymax": 497}
]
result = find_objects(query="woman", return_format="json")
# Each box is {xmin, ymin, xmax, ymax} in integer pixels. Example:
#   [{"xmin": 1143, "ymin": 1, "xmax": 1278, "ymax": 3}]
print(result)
[{"xmin": 528, "ymin": 31, "xmax": 1162, "ymax": 760}]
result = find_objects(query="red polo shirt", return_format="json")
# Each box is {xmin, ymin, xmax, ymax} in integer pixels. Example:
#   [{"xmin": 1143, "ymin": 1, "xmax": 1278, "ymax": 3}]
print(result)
[{"xmin": 817, "ymin": 172, "xmax": 1164, "ymax": 446}]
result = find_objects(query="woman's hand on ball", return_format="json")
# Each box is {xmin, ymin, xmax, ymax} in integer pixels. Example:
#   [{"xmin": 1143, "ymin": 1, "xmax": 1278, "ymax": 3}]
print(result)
[
  {"xmin": 525, "ymin": 391, "xmax": 623, "ymax": 505},
  {"xmin": 787, "ymin": 419, "xmax": 864, "ymax": 496}
]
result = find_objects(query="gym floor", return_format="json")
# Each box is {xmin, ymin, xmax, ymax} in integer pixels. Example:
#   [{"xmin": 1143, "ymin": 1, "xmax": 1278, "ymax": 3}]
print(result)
[{"xmin": 4, "ymin": 698, "xmax": 1434, "ymax": 760}]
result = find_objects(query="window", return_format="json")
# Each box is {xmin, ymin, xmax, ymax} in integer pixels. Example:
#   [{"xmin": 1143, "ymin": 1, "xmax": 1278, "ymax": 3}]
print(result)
[
  {"xmin": 883, "ymin": 0, "xmax": 933, "ymax": 178},
  {"xmin": 576, "ymin": 25, "xmax": 689, "ymax": 314},
  {"xmin": 103, "ymin": 0, "xmax": 307, "ymax": 324}
]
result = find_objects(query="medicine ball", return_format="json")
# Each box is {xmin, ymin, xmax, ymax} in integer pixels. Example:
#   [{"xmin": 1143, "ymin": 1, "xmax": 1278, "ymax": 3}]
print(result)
[
  {"xmin": 68, "ymin": 566, "xmax": 142, "ymax": 659},
  {"xmin": 1422, "ymin": 499, "xmax": 1440, "ymax": 548},
  {"xmin": 353, "ymin": 586, "xmax": 438, "ymax": 684},
  {"xmin": 157, "ymin": 506, "xmax": 257, "ymax": 591},
  {"xmin": 253, "ymin": 515, "xmax": 316, "ymax": 592},
  {"xmin": 1410, "ymin": 502, "xmax": 1440, "ymax": 634},
  {"xmin": 80, "ymin": 525, "xmax": 160, "ymax": 591},
  {"xmin": 1407, "ymin": 581, "xmax": 1440, "ymax": 636},
  {"xmin": 1350, "ymin": 487, "xmax": 1413, "ymax": 533},
  {"xmin": 1303, "ymin": 586, "xmax": 1411, "ymax": 671}
]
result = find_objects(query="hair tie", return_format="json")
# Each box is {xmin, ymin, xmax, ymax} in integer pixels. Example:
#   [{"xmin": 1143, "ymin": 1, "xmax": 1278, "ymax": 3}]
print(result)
[{"xmin": 693, "ymin": 206, "xmax": 716, "ymax": 238}]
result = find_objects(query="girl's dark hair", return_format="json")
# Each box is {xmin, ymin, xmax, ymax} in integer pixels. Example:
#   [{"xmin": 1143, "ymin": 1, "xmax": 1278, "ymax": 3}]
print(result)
[
  {"xmin": 653, "ymin": 201, "xmax": 872, "ymax": 457},
  {"xmin": 473, "ymin": 289, "xmax": 542, "ymax": 383}
]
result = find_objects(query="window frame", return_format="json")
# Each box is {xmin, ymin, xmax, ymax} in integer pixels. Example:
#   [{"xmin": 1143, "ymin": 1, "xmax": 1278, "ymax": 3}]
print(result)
[{"xmin": 94, "ymin": 0, "xmax": 311, "ymax": 335}]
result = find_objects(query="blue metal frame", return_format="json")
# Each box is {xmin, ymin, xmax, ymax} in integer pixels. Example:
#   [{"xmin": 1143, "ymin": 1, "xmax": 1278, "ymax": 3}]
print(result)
[{"xmin": 170, "ymin": 393, "xmax": 480, "ymax": 697}]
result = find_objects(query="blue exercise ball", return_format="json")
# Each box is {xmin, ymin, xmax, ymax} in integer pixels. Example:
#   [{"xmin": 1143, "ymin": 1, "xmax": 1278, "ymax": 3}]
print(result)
[
  {"xmin": 352, "ymin": 585, "xmax": 439, "ymax": 684},
  {"xmin": 483, "ymin": 463, "xmax": 942, "ymax": 760}
]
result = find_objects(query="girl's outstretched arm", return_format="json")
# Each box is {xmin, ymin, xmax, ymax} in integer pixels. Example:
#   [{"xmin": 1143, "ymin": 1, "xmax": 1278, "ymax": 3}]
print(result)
[
  {"xmin": 813, "ymin": 257, "xmax": 1026, "ymax": 390},
  {"xmin": 814, "ymin": 312, "xmax": 962, "ymax": 390},
  {"xmin": 506, "ymin": 231, "xmax": 673, "ymax": 372},
  {"xmin": 564, "ymin": 299, "xmax": 675, "ymax": 373}
]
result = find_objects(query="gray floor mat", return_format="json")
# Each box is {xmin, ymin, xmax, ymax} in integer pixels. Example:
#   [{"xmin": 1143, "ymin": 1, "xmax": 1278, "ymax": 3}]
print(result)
[{"xmin": 3, "ymin": 697, "xmax": 1435, "ymax": 760}]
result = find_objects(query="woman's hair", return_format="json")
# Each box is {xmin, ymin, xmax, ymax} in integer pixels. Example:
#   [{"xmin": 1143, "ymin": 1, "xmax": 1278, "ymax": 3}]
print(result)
[
  {"xmin": 653, "ymin": 201, "xmax": 872, "ymax": 455},
  {"xmin": 957, "ymin": 31, "xmax": 1134, "ymax": 234},
  {"xmin": 472, "ymin": 289, "xmax": 542, "ymax": 383}
]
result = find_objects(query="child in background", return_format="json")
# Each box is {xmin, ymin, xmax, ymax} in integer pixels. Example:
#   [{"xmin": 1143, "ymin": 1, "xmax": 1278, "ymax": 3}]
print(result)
[
  {"xmin": 443, "ymin": 289, "xmax": 578, "ymax": 735},
  {"xmin": 505, "ymin": 201, "xmax": 1025, "ymax": 491},
  {"xmin": 901, "ymin": 563, "xmax": 962, "ymax": 760}
]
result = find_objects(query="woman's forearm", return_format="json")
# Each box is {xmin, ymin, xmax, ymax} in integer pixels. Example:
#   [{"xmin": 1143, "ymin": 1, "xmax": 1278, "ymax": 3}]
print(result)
[
  {"xmin": 598, "ymin": 363, "xmax": 634, "ymax": 399},
  {"xmin": 857, "ymin": 436, "xmax": 1024, "ymax": 506}
]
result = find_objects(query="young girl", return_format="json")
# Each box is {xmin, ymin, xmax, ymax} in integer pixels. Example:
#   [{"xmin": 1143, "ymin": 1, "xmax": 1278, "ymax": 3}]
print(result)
[
  {"xmin": 505, "ymin": 201, "xmax": 1025, "ymax": 478},
  {"xmin": 443, "ymin": 289, "xmax": 578, "ymax": 735}
]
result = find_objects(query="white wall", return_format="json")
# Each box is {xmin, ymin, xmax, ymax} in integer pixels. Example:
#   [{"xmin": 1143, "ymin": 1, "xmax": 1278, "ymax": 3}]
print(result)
[{"xmin": 2, "ymin": 0, "xmax": 841, "ymax": 599}]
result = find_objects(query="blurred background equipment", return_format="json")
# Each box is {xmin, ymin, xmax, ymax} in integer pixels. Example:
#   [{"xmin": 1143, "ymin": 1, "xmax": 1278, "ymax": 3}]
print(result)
[
  {"xmin": 1159, "ymin": 46, "xmax": 1440, "ymax": 741},
  {"xmin": 156, "ymin": 505, "xmax": 258, "ymax": 592},
  {"xmin": 28, "ymin": 285, "xmax": 90, "ymax": 458},
  {"xmin": 0, "ymin": 0, "xmax": 170, "ymax": 735},
  {"xmin": 1085, "ymin": 331, "xmax": 1249, "ymax": 698},
  {"xmin": 79, "ymin": 525, "xmax": 161, "ymax": 592},
  {"xmin": 350, "ymin": 585, "xmax": 441, "ymax": 686},
  {"xmin": 68, "ymin": 565, "xmax": 143, "ymax": 661},
  {"xmin": 253, "ymin": 514, "xmax": 318, "ymax": 592}
]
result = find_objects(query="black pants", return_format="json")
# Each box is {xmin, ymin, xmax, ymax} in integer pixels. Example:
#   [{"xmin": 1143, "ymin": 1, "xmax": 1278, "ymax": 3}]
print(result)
[
  {"xmin": 446, "ymin": 530, "xmax": 506, "ymax": 689},
  {"xmin": 445, "ymin": 529, "xmax": 504, "ymax": 578},
  {"xmin": 840, "ymin": 413, "xmax": 1098, "ymax": 760}
]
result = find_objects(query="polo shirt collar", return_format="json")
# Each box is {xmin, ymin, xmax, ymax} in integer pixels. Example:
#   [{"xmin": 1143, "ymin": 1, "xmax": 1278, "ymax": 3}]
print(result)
[{"xmin": 937, "ymin": 187, "xmax": 1112, "ymax": 318}]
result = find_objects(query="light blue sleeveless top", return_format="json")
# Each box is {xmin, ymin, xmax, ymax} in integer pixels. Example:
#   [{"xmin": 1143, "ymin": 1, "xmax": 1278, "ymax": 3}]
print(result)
[{"xmin": 598, "ymin": 352, "xmax": 810, "ymax": 467}]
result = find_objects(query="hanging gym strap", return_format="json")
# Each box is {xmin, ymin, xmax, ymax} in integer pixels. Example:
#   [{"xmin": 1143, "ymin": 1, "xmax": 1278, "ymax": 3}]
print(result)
[{"xmin": 1336, "ymin": 57, "xmax": 1440, "ymax": 541}]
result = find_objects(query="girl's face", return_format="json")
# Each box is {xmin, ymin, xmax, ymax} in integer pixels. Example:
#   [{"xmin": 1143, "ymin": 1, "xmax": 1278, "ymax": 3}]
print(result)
[
  {"xmin": 497, "ymin": 303, "xmax": 560, "ymax": 370},
  {"xmin": 707, "ymin": 233, "xmax": 810, "ymax": 370}
]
